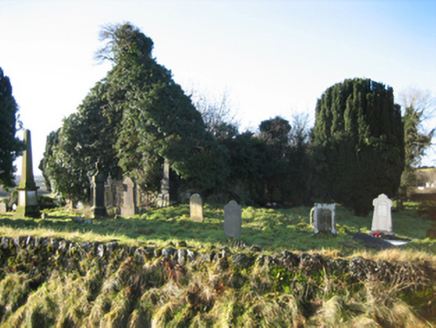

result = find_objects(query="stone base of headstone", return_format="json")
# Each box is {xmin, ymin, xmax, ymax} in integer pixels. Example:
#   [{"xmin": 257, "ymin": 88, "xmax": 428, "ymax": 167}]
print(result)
[
  {"xmin": 156, "ymin": 193, "xmax": 170, "ymax": 208},
  {"xmin": 121, "ymin": 207, "xmax": 138, "ymax": 216},
  {"xmin": 91, "ymin": 206, "xmax": 107, "ymax": 219},
  {"xmin": 15, "ymin": 204, "xmax": 40, "ymax": 218}
]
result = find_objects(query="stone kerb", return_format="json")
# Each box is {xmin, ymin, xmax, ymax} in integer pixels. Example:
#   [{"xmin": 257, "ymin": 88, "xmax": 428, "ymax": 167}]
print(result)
[
  {"xmin": 224, "ymin": 200, "xmax": 242, "ymax": 238},
  {"xmin": 190, "ymin": 193, "xmax": 203, "ymax": 222},
  {"xmin": 311, "ymin": 203, "xmax": 336, "ymax": 234},
  {"xmin": 371, "ymin": 193, "xmax": 393, "ymax": 234}
]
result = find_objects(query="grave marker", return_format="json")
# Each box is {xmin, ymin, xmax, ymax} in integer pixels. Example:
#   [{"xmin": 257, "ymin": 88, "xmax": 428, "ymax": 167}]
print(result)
[
  {"xmin": 224, "ymin": 200, "xmax": 242, "ymax": 238},
  {"xmin": 311, "ymin": 203, "xmax": 336, "ymax": 234},
  {"xmin": 371, "ymin": 194, "xmax": 393, "ymax": 234},
  {"xmin": 91, "ymin": 161, "xmax": 107, "ymax": 218},
  {"xmin": 15, "ymin": 129, "xmax": 40, "ymax": 218},
  {"xmin": 121, "ymin": 177, "xmax": 138, "ymax": 216},
  {"xmin": 190, "ymin": 193, "xmax": 203, "ymax": 222}
]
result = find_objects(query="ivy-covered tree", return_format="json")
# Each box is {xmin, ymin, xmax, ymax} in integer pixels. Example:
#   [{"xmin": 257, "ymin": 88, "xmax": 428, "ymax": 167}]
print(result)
[
  {"xmin": 40, "ymin": 82, "xmax": 121, "ymax": 202},
  {"xmin": 41, "ymin": 23, "xmax": 228, "ymax": 200},
  {"xmin": 98, "ymin": 23, "xmax": 228, "ymax": 193},
  {"xmin": 312, "ymin": 78, "xmax": 405, "ymax": 216},
  {"xmin": 0, "ymin": 67, "xmax": 23, "ymax": 188}
]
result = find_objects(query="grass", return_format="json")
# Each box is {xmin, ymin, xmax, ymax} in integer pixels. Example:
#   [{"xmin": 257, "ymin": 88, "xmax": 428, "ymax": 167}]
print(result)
[
  {"xmin": 0, "ymin": 202, "xmax": 434, "ymax": 327},
  {"xmin": 0, "ymin": 203, "xmax": 434, "ymax": 256}
]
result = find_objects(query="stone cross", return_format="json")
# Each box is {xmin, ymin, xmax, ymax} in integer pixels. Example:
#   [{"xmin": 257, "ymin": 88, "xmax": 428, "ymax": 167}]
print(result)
[
  {"xmin": 15, "ymin": 129, "xmax": 40, "ymax": 218},
  {"xmin": 91, "ymin": 161, "xmax": 107, "ymax": 218},
  {"xmin": 190, "ymin": 193, "xmax": 203, "ymax": 222},
  {"xmin": 371, "ymin": 194, "xmax": 393, "ymax": 234},
  {"xmin": 121, "ymin": 177, "xmax": 138, "ymax": 216},
  {"xmin": 310, "ymin": 203, "xmax": 336, "ymax": 234},
  {"xmin": 224, "ymin": 200, "xmax": 242, "ymax": 238}
]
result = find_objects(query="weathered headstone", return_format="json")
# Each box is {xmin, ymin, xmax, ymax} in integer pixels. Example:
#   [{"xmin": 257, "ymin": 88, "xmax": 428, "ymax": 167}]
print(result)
[
  {"xmin": 190, "ymin": 193, "xmax": 203, "ymax": 222},
  {"xmin": 15, "ymin": 129, "xmax": 40, "ymax": 218},
  {"xmin": 0, "ymin": 202, "xmax": 6, "ymax": 214},
  {"xmin": 156, "ymin": 158, "xmax": 170, "ymax": 207},
  {"xmin": 371, "ymin": 193, "xmax": 393, "ymax": 234},
  {"xmin": 121, "ymin": 177, "xmax": 138, "ymax": 216},
  {"xmin": 224, "ymin": 200, "xmax": 242, "ymax": 238},
  {"xmin": 310, "ymin": 203, "xmax": 336, "ymax": 234},
  {"xmin": 91, "ymin": 161, "xmax": 107, "ymax": 218}
]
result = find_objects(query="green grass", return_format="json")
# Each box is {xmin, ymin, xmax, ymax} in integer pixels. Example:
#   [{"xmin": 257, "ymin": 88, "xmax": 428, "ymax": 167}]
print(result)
[
  {"xmin": 0, "ymin": 203, "xmax": 434, "ymax": 255},
  {"xmin": 0, "ymin": 203, "xmax": 434, "ymax": 327}
]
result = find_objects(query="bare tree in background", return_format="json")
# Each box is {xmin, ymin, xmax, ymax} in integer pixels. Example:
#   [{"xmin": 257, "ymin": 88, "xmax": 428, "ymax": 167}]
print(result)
[
  {"xmin": 399, "ymin": 87, "xmax": 435, "ymax": 196},
  {"xmin": 189, "ymin": 88, "xmax": 239, "ymax": 139}
]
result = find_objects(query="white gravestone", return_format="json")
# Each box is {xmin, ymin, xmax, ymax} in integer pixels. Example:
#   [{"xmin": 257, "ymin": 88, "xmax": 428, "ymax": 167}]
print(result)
[
  {"xmin": 224, "ymin": 200, "xmax": 242, "ymax": 238},
  {"xmin": 371, "ymin": 194, "xmax": 393, "ymax": 234},
  {"xmin": 311, "ymin": 203, "xmax": 336, "ymax": 234},
  {"xmin": 190, "ymin": 194, "xmax": 203, "ymax": 222}
]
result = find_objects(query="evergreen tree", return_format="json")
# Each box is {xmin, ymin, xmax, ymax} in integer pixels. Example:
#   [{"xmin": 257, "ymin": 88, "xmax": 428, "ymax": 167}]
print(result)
[
  {"xmin": 0, "ymin": 67, "xmax": 23, "ymax": 188},
  {"xmin": 41, "ymin": 23, "xmax": 228, "ymax": 200},
  {"xmin": 312, "ymin": 78, "xmax": 404, "ymax": 216}
]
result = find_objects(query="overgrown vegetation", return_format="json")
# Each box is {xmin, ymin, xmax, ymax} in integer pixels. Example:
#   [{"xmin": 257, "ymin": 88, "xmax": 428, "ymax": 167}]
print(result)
[{"xmin": 0, "ymin": 204, "xmax": 434, "ymax": 326}]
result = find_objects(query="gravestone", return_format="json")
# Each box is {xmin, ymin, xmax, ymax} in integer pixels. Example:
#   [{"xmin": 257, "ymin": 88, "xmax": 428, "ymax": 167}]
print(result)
[
  {"xmin": 156, "ymin": 158, "xmax": 170, "ymax": 207},
  {"xmin": 190, "ymin": 193, "xmax": 203, "ymax": 222},
  {"xmin": 371, "ymin": 194, "xmax": 393, "ymax": 234},
  {"xmin": 310, "ymin": 203, "xmax": 336, "ymax": 234},
  {"xmin": 91, "ymin": 161, "xmax": 107, "ymax": 218},
  {"xmin": 15, "ymin": 129, "xmax": 40, "ymax": 218},
  {"xmin": 0, "ymin": 202, "xmax": 6, "ymax": 214},
  {"xmin": 121, "ymin": 177, "xmax": 138, "ymax": 216},
  {"xmin": 224, "ymin": 200, "xmax": 242, "ymax": 238}
]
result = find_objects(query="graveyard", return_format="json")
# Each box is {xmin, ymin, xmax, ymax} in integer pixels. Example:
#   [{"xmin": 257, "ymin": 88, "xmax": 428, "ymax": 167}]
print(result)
[
  {"xmin": 0, "ymin": 20, "xmax": 435, "ymax": 327},
  {"xmin": 0, "ymin": 195, "xmax": 434, "ymax": 326}
]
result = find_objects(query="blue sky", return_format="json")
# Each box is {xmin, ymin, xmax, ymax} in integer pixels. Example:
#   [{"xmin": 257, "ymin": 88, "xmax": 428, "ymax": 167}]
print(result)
[{"xmin": 1, "ymin": 0, "xmax": 435, "ymax": 175}]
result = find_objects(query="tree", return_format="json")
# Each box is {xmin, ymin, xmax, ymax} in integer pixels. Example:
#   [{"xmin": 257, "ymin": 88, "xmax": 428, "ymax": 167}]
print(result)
[
  {"xmin": 98, "ymin": 23, "xmax": 228, "ymax": 193},
  {"xmin": 39, "ymin": 82, "xmax": 122, "ymax": 202},
  {"xmin": 0, "ymin": 67, "xmax": 23, "ymax": 188},
  {"xmin": 190, "ymin": 88, "xmax": 239, "ymax": 140},
  {"xmin": 399, "ymin": 88, "xmax": 434, "ymax": 195},
  {"xmin": 312, "ymin": 78, "xmax": 405, "ymax": 216},
  {"xmin": 41, "ymin": 23, "xmax": 229, "ymax": 200}
]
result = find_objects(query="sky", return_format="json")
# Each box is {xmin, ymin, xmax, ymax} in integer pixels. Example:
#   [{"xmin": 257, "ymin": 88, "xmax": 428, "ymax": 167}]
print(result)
[{"xmin": 1, "ymin": 0, "xmax": 436, "ymax": 176}]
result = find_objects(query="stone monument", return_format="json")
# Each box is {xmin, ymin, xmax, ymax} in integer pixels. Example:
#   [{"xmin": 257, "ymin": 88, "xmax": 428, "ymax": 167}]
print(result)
[
  {"xmin": 224, "ymin": 200, "xmax": 242, "ymax": 238},
  {"xmin": 121, "ymin": 177, "xmax": 138, "ymax": 216},
  {"xmin": 0, "ymin": 202, "xmax": 7, "ymax": 214},
  {"xmin": 15, "ymin": 129, "xmax": 40, "ymax": 218},
  {"xmin": 310, "ymin": 203, "xmax": 336, "ymax": 234},
  {"xmin": 190, "ymin": 193, "xmax": 203, "ymax": 222},
  {"xmin": 156, "ymin": 158, "xmax": 170, "ymax": 207},
  {"xmin": 371, "ymin": 194, "xmax": 393, "ymax": 234},
  {"xmin": 91, "ymin": 161, "xmax": 107, "ymax": 218}
]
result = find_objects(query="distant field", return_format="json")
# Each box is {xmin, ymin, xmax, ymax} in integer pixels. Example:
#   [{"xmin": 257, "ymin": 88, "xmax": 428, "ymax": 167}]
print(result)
[{"xmin": 0, "ymin": 176, "xmax": 49, "ymax": 198}]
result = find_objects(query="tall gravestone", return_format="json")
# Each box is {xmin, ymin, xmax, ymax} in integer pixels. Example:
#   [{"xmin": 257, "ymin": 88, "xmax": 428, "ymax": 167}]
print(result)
[
  {"xmin": 310, "ymin": 203, "xmax": 336, "ymax": 234},
  {"xmin": 156, "ymin": 158, "xmax": 170, "ymax": 207},
  {"xmin": 224, "ymin": 200, "xmax": 242, "ymax": 238},
  {"xmin": 15, "ymin": 129, "xmax": 40, "ymax": 218},
  {"xmin": 91, "ymin": 161, "xmax": 107, "ymax": 218},
  {"xmin": 371, "ymin": 194, "xmax": 393, "ymax": 234},
  {"xmin": 121, "ymin": 177, "xmax": 138, "ymax": 216},
  {"xmin": 190, "ymin": 193, "xmax": 203, "ymax": 222}
]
